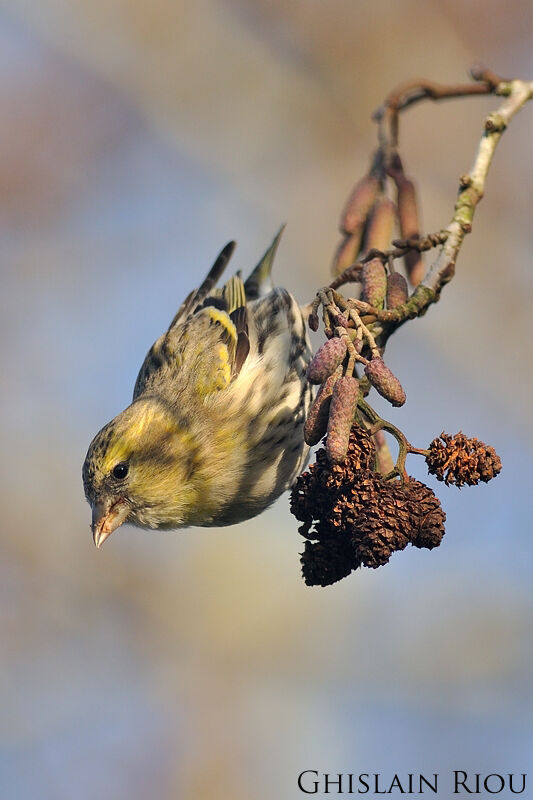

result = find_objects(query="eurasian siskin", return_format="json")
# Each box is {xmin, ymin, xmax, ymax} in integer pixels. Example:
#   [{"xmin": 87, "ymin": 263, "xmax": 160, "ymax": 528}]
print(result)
[{"xmin": 82, "ymin": 231, "xmax": 312, "ymax": 547}]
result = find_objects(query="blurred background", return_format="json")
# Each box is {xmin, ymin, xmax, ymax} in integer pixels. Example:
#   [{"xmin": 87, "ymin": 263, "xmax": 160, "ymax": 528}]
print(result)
[{"xmin": 1, "ymin": 1, "xmax": 532, "ymax": 797}]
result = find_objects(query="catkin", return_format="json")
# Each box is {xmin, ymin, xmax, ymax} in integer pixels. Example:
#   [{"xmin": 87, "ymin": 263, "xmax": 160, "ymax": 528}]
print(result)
[
  {"xmin": 340, "ymin": 173, "xmax": 380, "ymax": 235},
  {"xmin": 364, "ymin": 197, "xmax": 397, "ymax": 253},
  {"xmin": 332, "ymin": 229, "xmax": 364, "ymax": 276},
  {"xmin": 396, "ymin": 176, "xmax": 424, "ymax": 285},
  {"xmin": 362, "ymin": 258, "xmax": 387, "ymax": 307},
  {"xmin": 307, "ymin": 338, "xmax": 347, "ymax": 384},
  {"xmin": 326, "ymin": 377, "xmax": 360, "ymax": 463},
  {"xmin": 304, "ymin": 371, "xmax": 340, "ymax": 446},
  {"xmin": 364, "ymin": 357, "xmax": 406, "ymax": 407},
  {"xmin": 386, "ymin": 272, "xmax": 409, "ymax": 308}
]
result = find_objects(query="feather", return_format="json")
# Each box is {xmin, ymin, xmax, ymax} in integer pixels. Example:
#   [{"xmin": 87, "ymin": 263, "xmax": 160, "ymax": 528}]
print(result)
[
  {"xmin": 229, "ymin": 306, "xmax": 250, "ymax": 376},
  {"xmin": 244, "ymin": 225, "xmax": 285, "ymax": 300},
  {"xmin": 222, "ymin": 272, "xmax": 246, "ymax": 314},
  {"xmin": 168, "ymin": 240, "xmax": 236, "ymax": 329},
  {"xmin": 134, "ymin": 231, "xmax": 287, "ymax": 399}
]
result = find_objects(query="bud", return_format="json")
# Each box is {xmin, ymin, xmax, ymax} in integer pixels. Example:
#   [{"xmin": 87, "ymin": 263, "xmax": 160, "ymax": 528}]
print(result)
[
  {"xmin": 307, "ymin": 337, "xmax": 347, "ymax": 384},
  {"xmin": 308, "ymin": 311, "xmax": 319, "ymax": 332},
  {"xmin": 340, "ymin": 173, "xmax": 380, "ymax": 234},
  {"xmin": 364, "ymin": 197, "xmax": 397, "ymax": 253},
  {"xmin": 326, "ymin": 376, "xmax": 360, "ymax": 463},
  {"xmin": 361, "ymin": 258, "xmax": 387, "ymax": 307},
  {"xmin": 364, "ymin": 357, "xmax": 406, "ymax": 407},
  {"xmin": 396, "ymin": 176, "xmax": 424, "ymax": 285},
  {"xmin": 386, "ymin": 271, "xmax": 409, "ymax": 308},
  {"xmin": 332, "ymin": 229, "xmax": 364, "ymax": 276},
  {"xmin": 304, "ymin": 371, "xmax": 340, "ymax": 446}
]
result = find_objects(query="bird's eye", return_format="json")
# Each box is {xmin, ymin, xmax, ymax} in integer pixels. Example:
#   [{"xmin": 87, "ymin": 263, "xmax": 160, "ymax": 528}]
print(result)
[{"xmin": 112, "ymin": 462, "xmax": 129, "ymax": 480}]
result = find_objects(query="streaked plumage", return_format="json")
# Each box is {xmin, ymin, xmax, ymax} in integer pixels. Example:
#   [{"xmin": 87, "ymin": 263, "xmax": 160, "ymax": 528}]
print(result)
[{"xmin": 82, "ymin": 231, "xmax": 312, "ymax": 546}]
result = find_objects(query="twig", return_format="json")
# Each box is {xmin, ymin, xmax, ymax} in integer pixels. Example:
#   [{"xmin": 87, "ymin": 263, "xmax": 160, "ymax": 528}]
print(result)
[
  {"xmin": 368, "ymin": 68, "xmax": 533, "ymax": 343},
  {"xmin": 373, "ymin": 65, "xmax": 506, "ymax": 155},
  {"xmin": 420, "ymin": 75, "xmax": 533, "ymax": 296},
  {"xmin": 328, "ymin": 231, "xmax": 449, "ymax": 291}
]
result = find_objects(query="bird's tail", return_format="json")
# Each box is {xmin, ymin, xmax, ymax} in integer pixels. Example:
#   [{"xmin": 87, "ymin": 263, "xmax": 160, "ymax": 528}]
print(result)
[
  {"xmin": 244, "ymin": 225, "xmax": 285, "ymax": 300},
  {"xmin": 169, "ymin": 226, "xmax": 284, "ymax": 330},
  {"xmin": 168, "ymin": 240, "xmax": 236, "ymax": 329}
]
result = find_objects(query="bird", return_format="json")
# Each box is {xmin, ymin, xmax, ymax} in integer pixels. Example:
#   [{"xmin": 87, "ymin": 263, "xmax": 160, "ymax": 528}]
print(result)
[{"xmin": 82, "ymin": 229, "xmax": 312, "ymax": 547}]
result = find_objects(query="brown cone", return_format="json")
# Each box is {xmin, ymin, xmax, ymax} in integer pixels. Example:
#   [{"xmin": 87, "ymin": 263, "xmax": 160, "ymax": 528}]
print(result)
[
  {"xmin": 350, "ymin": 476, "xmax": 412, "ymax": 567},
  {"xmin": 405, "ymin": 479, "xmax": 446, "ymax": 549},
  {"xmin": 426, "ymin": 432, "xmax": 502, "ymax": 487},
  {"xmin": 290, "ymin": 428, "xmax": 447, "ymax": 585},
  {"xmin": 300, "ymin": 538, "xmax": 360, "ymax": 587}
]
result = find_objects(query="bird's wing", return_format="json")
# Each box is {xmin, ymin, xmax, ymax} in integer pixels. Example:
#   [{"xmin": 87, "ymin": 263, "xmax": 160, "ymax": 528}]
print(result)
[
  {"xmin": 133, "ymin": 230, "xmax": 284, "ymax": 400},
  {"xmin": 133, "ymin": 272, "xmax": 250, "ymax": 400},
  {"xmin": 167, "ymin": 241, "xmax": 236, "ymax": 329}
]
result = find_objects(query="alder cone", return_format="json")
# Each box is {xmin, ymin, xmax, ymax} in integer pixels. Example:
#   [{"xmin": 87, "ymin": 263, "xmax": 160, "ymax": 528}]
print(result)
[
  {"xmin": 406, "ymin": 479, "xmax": 446, "ymax": 549},
  {"xmin": 344, "ymin": 424, "xmax": 377, "ymax": 473},
  {"xmin": 350, "ymin": 475, "xmax": 412, "ymax": 567},
  {"xmin": 300, "ymin": 538, "xmax": 359, "ymax": 587},
  {"xmin": 290, "ymin": 425, "xmax": 376, "ymax": 524},
  {"xmin": 477, "ymin": 447, "xmax": 502, "ymax": 482},
  {"xmin": 426, "ymin": 432, "xmax": 502, "ymax": 487},
  {"xmin": 290, "ymin": 427, "xmax": 447, "ymax": 586}
]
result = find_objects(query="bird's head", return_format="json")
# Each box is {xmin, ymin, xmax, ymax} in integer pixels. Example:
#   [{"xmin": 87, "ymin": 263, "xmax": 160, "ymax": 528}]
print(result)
[{"xmin": 82, "ymin": 397, "xmax": 201, "ymax": 547}]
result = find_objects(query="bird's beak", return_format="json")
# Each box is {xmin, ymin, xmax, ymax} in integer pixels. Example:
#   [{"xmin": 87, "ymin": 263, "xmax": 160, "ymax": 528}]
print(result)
[{"xmin": 91, "ymin": 499, "xmax": 130, "ymax": 548}]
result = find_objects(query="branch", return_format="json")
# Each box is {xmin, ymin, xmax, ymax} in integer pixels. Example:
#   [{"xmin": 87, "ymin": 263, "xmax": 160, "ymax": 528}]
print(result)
[
  {"xmin": 372, "ymin": 67, "xmax": 533, "ymax": 341},
  {"xmin": 421, "ymin": 75, "xmax": 533, "ymax": 296},
  {"xmin": 293, "ymin": 66, "xmax": 522, "ymax": 586},
  {"xmin": 373, "ymin": 79, "xmax": 492, "ymax": 152}
]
